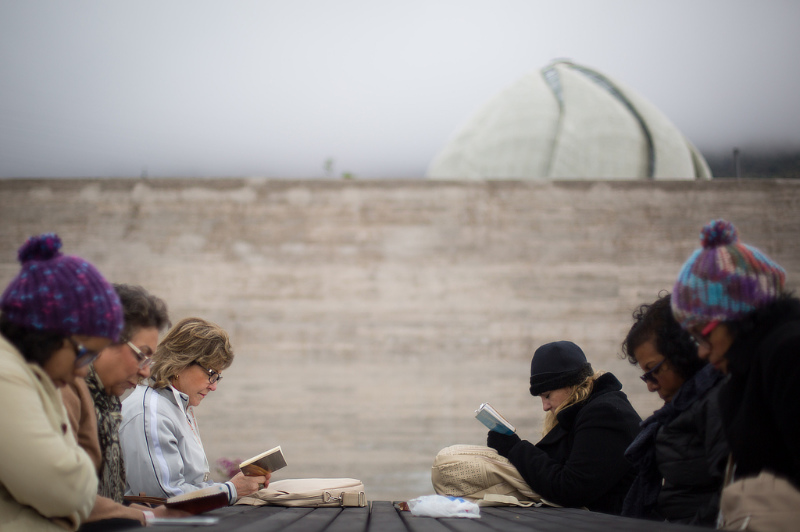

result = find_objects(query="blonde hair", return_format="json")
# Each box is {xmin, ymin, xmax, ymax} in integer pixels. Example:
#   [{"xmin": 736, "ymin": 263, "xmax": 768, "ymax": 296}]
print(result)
[
  {"xmin": 149, "ymin": 317, "xmax": 234, "ymax": 389},
  {"xmin": 542, "ymin": 371, "xmax": 604, "ymax": 436}
]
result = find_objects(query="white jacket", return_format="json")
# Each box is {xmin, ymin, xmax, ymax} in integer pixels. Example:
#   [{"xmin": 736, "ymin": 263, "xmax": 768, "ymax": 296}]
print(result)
[
  {"xmin": 120, "ymin": 384, "xmax": 236, "ymax": 503},
  {"xmin": 0, "ymin": 336, "xmax": 97, "ymax": 531}
]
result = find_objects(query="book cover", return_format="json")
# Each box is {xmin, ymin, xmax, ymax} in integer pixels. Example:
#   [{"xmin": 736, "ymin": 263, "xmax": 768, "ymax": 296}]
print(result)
[
  {"xmin": 164, "ymin": 485, "xmax": 229, "ymax": 514},
  {"xmin": 239, "ymin": 445, "xmax": 287, "ymax": 477},
  {"xmin": 475, "ymin": 403, "xmax": 516, "ymax": 435}
]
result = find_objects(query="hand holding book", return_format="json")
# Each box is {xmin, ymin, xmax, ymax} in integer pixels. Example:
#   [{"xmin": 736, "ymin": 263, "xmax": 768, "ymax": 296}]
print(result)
[{"xmin": 239, "ymin": 446, "xmax": 287, "ymax": 477}]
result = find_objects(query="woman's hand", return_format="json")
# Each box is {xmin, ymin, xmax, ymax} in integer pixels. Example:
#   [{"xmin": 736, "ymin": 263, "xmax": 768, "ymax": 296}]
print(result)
[
  {"xmin": 487, "ymin": 430, "xmax": 521, "ymax": 458},
  {"xmin": 150, "ymin": 505, "xmax": 192, "ymax": 519},
  {"xmin": 129, "ymin": 504, "xmax": 191, "ymax": 525},
  {"xmin": 230, "ymin": 471, "xmax": 270, "ymax": 499}
]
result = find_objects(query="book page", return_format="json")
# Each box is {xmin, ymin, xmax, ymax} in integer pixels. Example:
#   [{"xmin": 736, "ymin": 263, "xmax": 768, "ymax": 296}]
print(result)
[
  {"xmin": 240, "ymin": 445, "xmax": 287, "ymax": 476},
  {"xmin": 475, "ymin": 403, "xmax": 516, "ymax": 435}
]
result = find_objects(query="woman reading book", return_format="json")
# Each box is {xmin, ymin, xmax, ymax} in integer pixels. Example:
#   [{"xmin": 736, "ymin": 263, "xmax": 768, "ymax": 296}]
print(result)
[
  {"xmin": 486, "ymin": 340, "xmax": 641, "ymax": 514},
  {"xmin": 0, "ymin": 233, "xmax": 123, "ymax": 531},
  {"xmin": 61, "ymin": 283, "xmax": 190, "ymax": 527},
  {"xmin": 120, "ymin": 317, "xmax": 268, "ymax": 504}
]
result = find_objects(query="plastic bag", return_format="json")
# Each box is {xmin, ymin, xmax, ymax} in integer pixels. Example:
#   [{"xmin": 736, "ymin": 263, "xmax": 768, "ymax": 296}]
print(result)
[{"xmin": 406, "ymin": 495, "xmax": 480, "ymax": 518}]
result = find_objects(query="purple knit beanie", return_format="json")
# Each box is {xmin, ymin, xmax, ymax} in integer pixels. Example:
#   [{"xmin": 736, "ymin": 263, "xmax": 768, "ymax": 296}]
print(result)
[
  {"xmin": 0, "ymin": 233, "xmax": 124, "ymax": 340},
  {"xmin": 671, "ymin": 220, "xmax": 786, "ymax": 330}
]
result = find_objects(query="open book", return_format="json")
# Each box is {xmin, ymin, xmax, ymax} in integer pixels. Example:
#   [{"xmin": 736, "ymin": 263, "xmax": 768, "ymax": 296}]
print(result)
[
  {"xmin": 475, "ymin": 403, "xmax": 516, "ymax": 435},
  {"xmin": 163, "ymin": 485, "xmax": 229, "ymax": 514},
  {"xmin": 239, "ymin": 445, "xmax": 288, "ymax": 477}
]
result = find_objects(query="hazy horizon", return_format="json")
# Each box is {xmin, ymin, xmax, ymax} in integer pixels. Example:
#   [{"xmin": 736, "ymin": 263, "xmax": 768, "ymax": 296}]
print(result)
[{"xmin": 1, "ymin": 1, "xmax": 798, "ymax": 179}]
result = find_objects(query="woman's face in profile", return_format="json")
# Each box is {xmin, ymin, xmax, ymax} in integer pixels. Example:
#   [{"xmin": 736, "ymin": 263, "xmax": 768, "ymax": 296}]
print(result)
[
  {"xmin": 94, "ymin": 326, "xmax": 159, "ymax": 397},
  {"xmin": 690, "ymin": 322, "xmax": 734, "ymax": 374},
  {"xmin": 634, "ymin": 339, "xmax": 685, "ymax": 403},
  {"xmin": 172, "ymin": 362, "xmax": 220, "ymax": 407},
  {"xmin": 43, "ymin": 335, "xmax": 111, "ymax": 388},
  {"xmin": 539, "ymin": 386, "xmax": 572, "ymax": 412}
]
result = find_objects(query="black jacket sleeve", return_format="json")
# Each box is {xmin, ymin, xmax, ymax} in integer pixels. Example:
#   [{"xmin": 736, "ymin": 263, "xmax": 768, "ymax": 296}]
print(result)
[{"xmin": 692, "ymin": 387, "xmax": 728, "ymax": 524}]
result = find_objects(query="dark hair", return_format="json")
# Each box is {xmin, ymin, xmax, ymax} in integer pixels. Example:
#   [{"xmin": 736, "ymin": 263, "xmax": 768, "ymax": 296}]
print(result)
[
  {"xmin": 0, "ymin": 316, "xmax": 65, "ymax": 366},
  {"xmin": 113, "ymin": 284, "xmax": 171, "ymax": 343},
  {"xmin": 622, "ymin": 292, "xmax": 705, "ymax": 381}
]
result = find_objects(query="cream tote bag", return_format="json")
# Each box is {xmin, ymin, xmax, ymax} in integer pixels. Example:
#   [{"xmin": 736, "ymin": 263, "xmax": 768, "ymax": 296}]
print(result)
[
  {"xmin": 719, "ymin": 470, "xmax": 800, "ymax": 531},
  {"xmin": 236, "ymin": 478, "xmax": 367, "ymax": 508}
]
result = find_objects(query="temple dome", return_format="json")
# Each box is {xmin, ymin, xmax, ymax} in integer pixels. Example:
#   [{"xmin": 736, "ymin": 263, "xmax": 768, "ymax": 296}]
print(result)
[{"xmin": 427, "ymin": 60, "xmax": 711, "ymax": 180}]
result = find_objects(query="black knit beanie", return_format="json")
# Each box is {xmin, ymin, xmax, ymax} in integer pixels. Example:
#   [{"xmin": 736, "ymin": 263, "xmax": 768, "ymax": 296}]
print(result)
[{"xmin": 529, "ymin": 341, "xmax": 594, "ymax": 396}]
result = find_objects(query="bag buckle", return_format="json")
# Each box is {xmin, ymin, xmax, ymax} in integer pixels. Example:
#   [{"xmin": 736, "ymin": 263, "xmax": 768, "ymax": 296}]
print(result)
[
  {"xmin": 323, "ymin": 491, "xmax": 366, "ymax": 507},
  {"xmin": 323, "ymin": 491, "xmax": 344, "ymax": 506}
]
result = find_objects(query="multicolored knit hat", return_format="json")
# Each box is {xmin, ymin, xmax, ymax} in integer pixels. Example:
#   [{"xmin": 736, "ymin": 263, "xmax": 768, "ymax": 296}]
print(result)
[
  {"xmin": 0, "ymin": 233, "xmax": 123, "ymax": 340},
  {"xmin": 671, "ymin": 220, "xmax": 786, "ymax": 329}
]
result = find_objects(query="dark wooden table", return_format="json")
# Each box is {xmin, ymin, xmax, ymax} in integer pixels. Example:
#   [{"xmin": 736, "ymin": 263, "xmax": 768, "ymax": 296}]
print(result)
[{"xmin": 150, "ymin": 501, "xmax": 711, "ymax": 531}]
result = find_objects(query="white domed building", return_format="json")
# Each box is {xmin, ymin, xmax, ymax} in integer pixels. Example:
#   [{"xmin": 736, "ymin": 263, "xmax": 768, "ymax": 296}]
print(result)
[{"xmin": 427, "ymin": 60, "xmax": 711, "ymax": 180}]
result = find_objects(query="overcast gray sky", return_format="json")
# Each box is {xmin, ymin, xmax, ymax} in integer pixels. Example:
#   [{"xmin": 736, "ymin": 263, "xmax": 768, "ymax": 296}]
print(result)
[{"xmin": 1, "ymin": 0, "xmax": 798, "ymax": 178}]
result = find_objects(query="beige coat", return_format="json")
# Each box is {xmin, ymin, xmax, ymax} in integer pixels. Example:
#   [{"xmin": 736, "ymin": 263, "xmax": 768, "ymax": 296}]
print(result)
[
  {"xmin": 0, "ymin": 336, "xmax": 97, "ymax": 531},
  {"xmin": 62, "ymin": 377, "xmax": 146, "ymax": 525}
]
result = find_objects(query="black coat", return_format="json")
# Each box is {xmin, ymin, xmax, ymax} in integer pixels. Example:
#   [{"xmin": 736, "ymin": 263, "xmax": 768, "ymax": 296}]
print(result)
[
  {"xmin": 655, "ymin": 369, "xmax": 728, "ymax": 524},
  {"xmin": 718, "ymin": 296, "xmax": 800, "ymax": 489},
  {"xmin": 506, "ymin": 373, "xmax": 641, "ymax": 514},
  {"xmin": 623, "ymin": 364, "xmax": 728, "ymax": 525}
]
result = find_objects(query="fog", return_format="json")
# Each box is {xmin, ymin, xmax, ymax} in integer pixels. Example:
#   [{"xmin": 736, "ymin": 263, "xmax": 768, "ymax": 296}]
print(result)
[{"xmin": 1, "ymin": 0, "xmax": 798, "ymax": 178}]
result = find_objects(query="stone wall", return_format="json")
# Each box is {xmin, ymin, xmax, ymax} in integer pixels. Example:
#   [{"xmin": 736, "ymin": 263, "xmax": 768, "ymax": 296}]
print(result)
[{"xmin": 1, "ymin": 178, "xmax": 799, "ymax": 500}]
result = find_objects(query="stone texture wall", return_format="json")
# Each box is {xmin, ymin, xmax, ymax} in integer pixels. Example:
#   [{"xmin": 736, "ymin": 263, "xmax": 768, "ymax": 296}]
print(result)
[{"xmin": 1, "ymin": 178, "xmax": 799, "ymax": 500}]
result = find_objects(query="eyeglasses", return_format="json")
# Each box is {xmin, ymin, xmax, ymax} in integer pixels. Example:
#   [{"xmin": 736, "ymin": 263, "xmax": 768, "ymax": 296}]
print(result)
[
  {"xmin": 126, "ymin": 341, "xmax": 154, "ymax": 369},
  {"xmin": 68, "ymin": 338, "xmax": 101, "ymax": 368},
  {"xmin": 640, "ymin": 359, "xmax": 666, "ymax": 384},
  {"xmin": 689, "ymin": 320, "xmax": 721, "ymax": 350},
  {"xmin": 193, "ymin": 362, "xmax": 222, "ymax": 384}
]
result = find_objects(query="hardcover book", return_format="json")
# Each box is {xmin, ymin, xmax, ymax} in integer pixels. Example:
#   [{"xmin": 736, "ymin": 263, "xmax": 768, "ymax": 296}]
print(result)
[
  {"xmin": 239, "ymin": 445, "xmax": 288, "ymax": 477},
  {"xmin": 163, "ymin": 485, "xmax": 229, "ymax": 514}
]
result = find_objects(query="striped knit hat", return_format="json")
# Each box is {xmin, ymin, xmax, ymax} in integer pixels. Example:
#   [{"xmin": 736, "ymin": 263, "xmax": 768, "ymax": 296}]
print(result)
[
  {"xmin": 671, "ymin": 220, "xmax": 786, "ymax": 329},
  {"xmin": 0, "ymin": 233, "xmax": 123, "ymax": 340}
]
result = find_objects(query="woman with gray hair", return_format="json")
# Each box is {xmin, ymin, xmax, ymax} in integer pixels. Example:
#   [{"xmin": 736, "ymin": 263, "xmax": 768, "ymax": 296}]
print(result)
[{"xmin": 120, "ymin": 317, "xmax": 267, "ymax": 504}]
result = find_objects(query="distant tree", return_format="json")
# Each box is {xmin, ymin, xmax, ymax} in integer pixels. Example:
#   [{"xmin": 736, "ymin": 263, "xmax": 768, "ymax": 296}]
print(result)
[{"xmin": 323, "ymin": 158, "xmax": 335, "ymax": 178}]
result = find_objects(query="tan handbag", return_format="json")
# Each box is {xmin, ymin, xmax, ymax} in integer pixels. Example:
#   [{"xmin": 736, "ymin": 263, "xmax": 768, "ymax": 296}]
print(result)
[
  {"xmin": 431, "ymin": 444, "xmax": 553, "ymax": 507},
  {"xmin": 719, "ymin": 468, "xmax": 800, "ymax": 531},
  {"xmin": 235, "ymin": 478, "xmax": 367, "ymax": 508}
]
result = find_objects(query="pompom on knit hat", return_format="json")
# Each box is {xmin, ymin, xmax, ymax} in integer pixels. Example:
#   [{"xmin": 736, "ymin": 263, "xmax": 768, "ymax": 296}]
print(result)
[
  {"xmin": 529, "ymin": 341, "xmax": 594, "ymax": 396},
  {"xmin": 671, "ymin": 219, "xmax": 786, "ymax": 330},
  {"xmin": 0, "ymin": 233, "xmax": 123, "ymax": 340}
]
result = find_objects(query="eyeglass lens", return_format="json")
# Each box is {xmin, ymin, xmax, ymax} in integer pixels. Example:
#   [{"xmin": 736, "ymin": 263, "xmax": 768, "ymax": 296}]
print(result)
[
  {"xmin": 640, "ymin": 359, "xmax": 665, "ymax": 383},
  {"xmin": 690, "ymin": 320, "xmax": 720, "ymax": 349},
  {"xmin": 194, "ymin": 362, "xmax": 222, "ymax": 384},
  {"xmin": 70, "ymin": 339, "xmax": 99, "ymax": 368},
  {"xmin": 127, "ymin": 341, "xmax": 153, "ymax": 368}
]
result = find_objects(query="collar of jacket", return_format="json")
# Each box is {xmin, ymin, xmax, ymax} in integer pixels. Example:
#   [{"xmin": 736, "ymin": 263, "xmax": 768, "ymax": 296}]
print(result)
[
  {"xmin": 725, "ymin": 297, "xmax": 800, "ymax": 376},
  {"xmin": 554, "ymin": 372, "xmax": 622, "ymax": 430},
  {"xmin": 626, "ymin": 363, "xmax": 723, "ymax": 464},
  {"xmin": 163, "ymin": 385, "xmax": 192, "ymax": 414},
  {"xmin": 1, "ymin": 335, "xmax": 61, "ymax": 398}
]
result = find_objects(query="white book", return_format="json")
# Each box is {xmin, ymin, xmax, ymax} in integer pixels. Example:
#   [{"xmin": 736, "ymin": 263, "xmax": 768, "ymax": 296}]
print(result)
[{"xmin": 475, "ymin": 403, "xmax": 516, "ymax": 435}]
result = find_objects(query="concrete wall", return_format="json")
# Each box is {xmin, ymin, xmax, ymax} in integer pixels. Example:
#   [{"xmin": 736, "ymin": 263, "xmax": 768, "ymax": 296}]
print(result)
[{"xmin": 2, "ymin": 178, "xmax": 799, "ymax": 501}]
